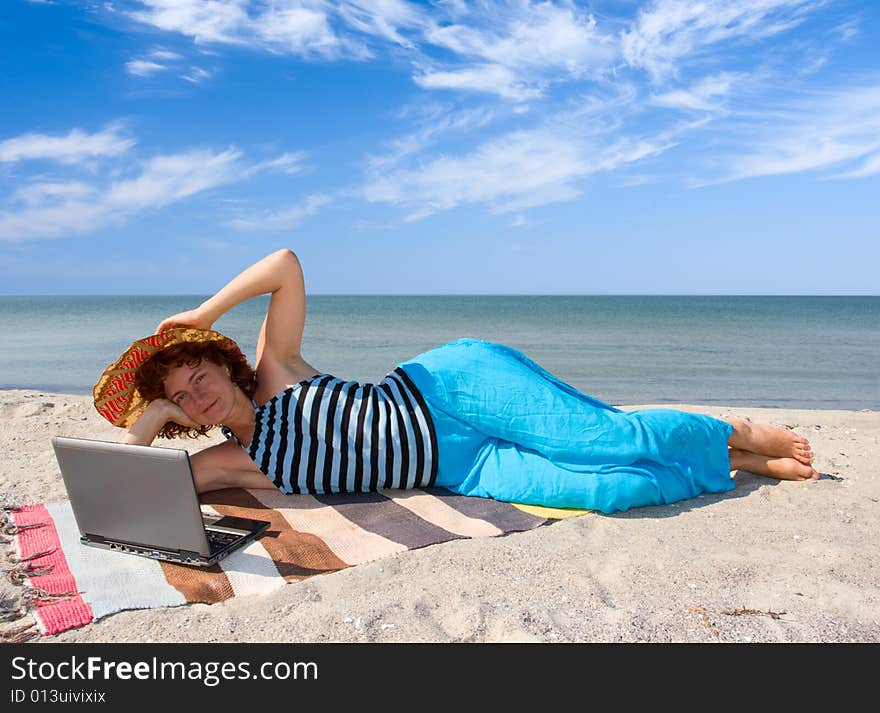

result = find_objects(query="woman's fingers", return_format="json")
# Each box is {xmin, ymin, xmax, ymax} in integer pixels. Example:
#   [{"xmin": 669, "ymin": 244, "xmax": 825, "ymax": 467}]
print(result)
[
  {"xmin": 155, "ymin": 308, "xmax": 211, "ymax": 334},
  {"xmin": 162, "ymin": 400, "xmax": 199, "ymax": 429}
]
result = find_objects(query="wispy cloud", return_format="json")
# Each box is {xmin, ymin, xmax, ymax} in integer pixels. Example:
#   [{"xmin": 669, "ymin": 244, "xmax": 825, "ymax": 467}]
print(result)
[
  {"xmin": 119, "ymin": 1, "xmax": 616, "ymax": 100},
  {"xmin": 649, "ymin": 72, "xmax": 742, "ymax": 112},
  {"xmin": 0, "ymin": 132, "xmax": 312, "ymax": 241},
  {"xmin": 423, "ymin": 2, "xmax": 614, "ymax": 74},
  {"xmin": 417, "ymin": 1, "xmax": 617, "ymax": 100},
  {"xmin": 105, "ymin": 148, "xmax": 244, "ymax": 209},
  {"xmin": 225, "ymin": 194, "xmax": 331, "ymax": 230},
  {"xmin": 695, "ymin": 82, "xmax": 880, "ymax": 184},
  {"xmin": 248, "ymin": 151, "xmax": 309, "ymax": 176},
  {"xmin": 12, "ymin": 181, "xmax": 97, "ymax": 206},
  {"xmin": 622, "ymin": 0, "xmax": 818, "ymax": 82},
  {"xmin": 366, "ymin": 103, "xmax": 496, "ymax": 170},
  {"xmin": 181, "ymin": 66, "xmax": 212, "ymax": 83},
  {"xmin": 0, "ymin": 125, "xmax": 134, "ymax": 164},
  {"xmin": 336, "ymin": 0, "xmax": 426, "ymax": 47},
  {"xmin": 413, "ymin": 64, "xmax": 542, "ymax": 101},
  {"xmin": 830, "ymin": 152, "xmax": 880, "ymax": 180},
  {"xmin": 127, "ymin": 46, "xmax": 201, "ymax": 80},
  {"xmin": 361, "ymin": 125, "xmax": 671, "ymax": 220},
  {"xmin": 126, "ymin": 0, "xmax": 371, "ymax": 60},
  {"xmin": 125, "ymin": 59, "xmax": 169, "ymax": 76},
  {"xmin": 150, "ymin": 49, "xmax": 183, "ymax": 61},
  {"xmin": 833, "ymin": 17, "xmax": 861, "ymax": 43}
]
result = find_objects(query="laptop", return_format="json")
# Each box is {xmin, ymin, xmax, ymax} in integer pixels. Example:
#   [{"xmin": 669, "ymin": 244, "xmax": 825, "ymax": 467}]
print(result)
[{"xmin": 51, "ymin": 436, "xmax": 270, "ymax": 567}]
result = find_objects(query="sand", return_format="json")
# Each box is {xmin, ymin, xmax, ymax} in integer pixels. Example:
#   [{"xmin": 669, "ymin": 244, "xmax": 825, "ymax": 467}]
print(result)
[{"xmin": 1, "ymin": 388, "xmax": 878, "ymax": 643}]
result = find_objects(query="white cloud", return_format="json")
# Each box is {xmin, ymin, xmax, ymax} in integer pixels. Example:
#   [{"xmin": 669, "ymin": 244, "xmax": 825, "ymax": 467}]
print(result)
[
  {"xmin": 128, "ymin": 0, "xmax": 253, "ymax": 46},
  {"xmin": 125, "ymin": 59, "xmax": 169, "ymax": 76},
  {"xmin": 0, "ymin": 200, "xmax": 113, "ymax": 242},
  {"xmin": 0, "ymin": 126, "xmax": 134, "ymax": 164},
  {"xmin": 650, "ymin": 72, "xmax": 741, "ymax": 111},
  {"xmin": 367, "ymin": 104, "xmax": 496, "ymax": 170},
  {"xmin": 833, "ymin": 17, "xmax": 860, "ymax": 43},
  {"xmin": 418, "ymin": 1, "xmax": 617, "ymax": 99},
  {"xmin": 248, "ymin": 151, "xmax": 309, "ymax": 175},
  {"xmin": 120, "ymin": 1, "xmax": 615, "ymax": 99},
  {"xmin": 414, "ymin": 64, "xmax": 541, "ymax": 101},
  {"xmin": 698, "ymin": 83, "xmax": 880, "ymax": 184},
  {"xmin": 361, "ymin": 126, "xmax": 670, "ymax": 220},
  {"xmin": 12, "ymin": 181, "xmax": 97, "ymax": 206},
  {"xmin": 0, "ymin": 137, "xmax": 312, "ymax": 241},
  {"xmin": 181, "ymin": 66, "xmax": 212, "ymax": 83},
  {"xmin": 127, "ymin": 48, "xmax": 191, "ymax": 78},
  {"xmin": 423, "ymin": 2, "xmax": 614, "ymax": 73},
  {"xmin": 251, "ymin": 5, "xmax": 352, "ymax": 58},
  {"xmin": 622, "ymin": 0, "xmax": 818, "ymax": 82},
  {"xmin": 106, "ymin": 148, "xmax": 244, "ymax": 208},
  {"xmin": 149, "ymin": 49, "xmax": 183, "ymax": 61},
  {"xmin": 127, "ymin": 0, "xmax": 370, "ymax": 59},
  {"xmin": 830, "ymin": 152, "xmax": 880, "ymax": 180},
  {"xmin": 336, "ymin": 0, "xmax": 426, "ymax": 47},
  {"xmin": 225, "ymin": 194, "xmax": 331, "ymax": 230}
]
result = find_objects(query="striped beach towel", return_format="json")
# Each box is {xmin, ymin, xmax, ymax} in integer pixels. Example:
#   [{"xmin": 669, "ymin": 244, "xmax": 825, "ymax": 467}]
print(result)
[{"xmin": 1, "ymin": 487, "xmax": 559, "ymax": 639}]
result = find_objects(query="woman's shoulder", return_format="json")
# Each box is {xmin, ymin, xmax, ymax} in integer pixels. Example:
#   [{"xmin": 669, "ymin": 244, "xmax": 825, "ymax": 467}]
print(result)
[{"xmin": 253, "ymin": 354, "xmax": 322, "ymax": 406}]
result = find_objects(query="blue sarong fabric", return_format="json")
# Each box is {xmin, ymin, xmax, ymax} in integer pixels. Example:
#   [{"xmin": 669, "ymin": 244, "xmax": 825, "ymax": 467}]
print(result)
[{"xmin": 399, "ymin": 339, "xmax": 735, "ymax": 514}]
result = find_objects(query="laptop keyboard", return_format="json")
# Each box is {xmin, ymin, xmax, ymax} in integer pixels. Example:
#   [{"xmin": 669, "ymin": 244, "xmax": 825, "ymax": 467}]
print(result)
[{"xmin": 206, "ymin": 529, "xmax": 242, "ymax": 552}]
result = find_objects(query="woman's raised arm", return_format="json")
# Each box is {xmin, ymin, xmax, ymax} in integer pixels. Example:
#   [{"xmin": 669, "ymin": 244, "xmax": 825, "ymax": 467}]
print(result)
[{"xmin": 156, "ymin": 249, "xmax": 308, "ymax": 367}]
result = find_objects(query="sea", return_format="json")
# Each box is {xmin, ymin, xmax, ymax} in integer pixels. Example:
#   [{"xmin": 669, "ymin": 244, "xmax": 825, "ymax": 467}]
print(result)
[{"xmin": 0, "ymin": 295, "xmax": 877, "ymax": 410}]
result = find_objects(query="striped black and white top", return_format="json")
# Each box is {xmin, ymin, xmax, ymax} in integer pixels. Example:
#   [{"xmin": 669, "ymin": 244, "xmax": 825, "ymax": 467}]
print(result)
[{"xmin": 222, "ymin": 367, "xmax": 438, "ymax": 494}]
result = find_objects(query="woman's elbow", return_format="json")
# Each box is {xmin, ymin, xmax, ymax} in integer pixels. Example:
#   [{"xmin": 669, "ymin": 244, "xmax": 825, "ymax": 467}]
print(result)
[{"xmin": 274, "ymin": 248, "xmax": 300, "ymax": 265}]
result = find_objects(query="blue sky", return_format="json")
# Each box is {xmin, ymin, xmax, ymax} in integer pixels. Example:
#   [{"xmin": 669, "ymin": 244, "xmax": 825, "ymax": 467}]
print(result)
[{"xmin": 1, "ymin": 0, "xmax": 878, "ymax": 295}]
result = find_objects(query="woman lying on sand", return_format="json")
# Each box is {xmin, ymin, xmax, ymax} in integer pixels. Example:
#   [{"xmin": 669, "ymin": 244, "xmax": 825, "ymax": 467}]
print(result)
[{"xmin": 94, "ymin": 249, "xmax": 818, "ymax": 514}]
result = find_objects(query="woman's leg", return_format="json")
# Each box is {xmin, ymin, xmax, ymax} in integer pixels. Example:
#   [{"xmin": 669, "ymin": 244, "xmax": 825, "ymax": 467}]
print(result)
[{"xmin": 723, "ymin": 418, "xmax": 814, "ymax": 465}]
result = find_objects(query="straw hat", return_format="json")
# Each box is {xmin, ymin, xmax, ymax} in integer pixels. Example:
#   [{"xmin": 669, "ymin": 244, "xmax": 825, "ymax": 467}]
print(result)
[{"xmin": 93, "ymin": 327, "xmax": 239, "ymax": 428}]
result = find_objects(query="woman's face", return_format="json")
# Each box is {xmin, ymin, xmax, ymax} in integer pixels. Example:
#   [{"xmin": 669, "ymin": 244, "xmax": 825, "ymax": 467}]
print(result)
[{"xmin": 163, "ymin": 358, "xmax": 237, "ymax": 425}]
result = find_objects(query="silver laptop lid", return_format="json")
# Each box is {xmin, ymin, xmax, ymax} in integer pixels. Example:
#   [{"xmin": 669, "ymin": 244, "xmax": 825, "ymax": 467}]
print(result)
[{"xmin": 51, "ymin": 436, "xmax": 211, "ymax": 557}]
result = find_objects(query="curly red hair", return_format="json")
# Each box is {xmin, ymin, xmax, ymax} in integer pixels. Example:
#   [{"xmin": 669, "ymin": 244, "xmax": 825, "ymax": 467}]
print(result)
[{"xmin": 134, "ymin": 340, "xmax": 257, "ymax": 440}]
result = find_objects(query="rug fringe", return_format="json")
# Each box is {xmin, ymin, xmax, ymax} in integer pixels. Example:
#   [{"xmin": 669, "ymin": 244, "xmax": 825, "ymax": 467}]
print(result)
[
  {"xmin": 5, "ymin": 562, "xmax": 54, "ymax": 585},
  {"xmin": 22, "ymin": 586, "xmax": 82, "ymax": 607},
  {"xmin": 2, "ymin": 521, "xmax": 48, "ymax": 537},
  {"xmin": 8, "ymin": 547, "xmax": 57, "ymax": 564},
  {"xmin": 0, "ymin": 618, "xmax": 39, "ymax": 644},
  {"xmin": 0, "ymin": 603, "xmax": 27, "ymax": 623}
]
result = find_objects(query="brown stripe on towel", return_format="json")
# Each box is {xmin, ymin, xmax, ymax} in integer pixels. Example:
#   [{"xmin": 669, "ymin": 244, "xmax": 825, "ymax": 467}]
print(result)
[
  {"xmin": 248, "ymin": 489, "xmax": 408, "ymax": 566},
  {"xmin": 159, "ymin": 561, "xmax": 234, "ymax": 605},
  {"xmin": 314, "ymin": 491, "xmax": 461, "ymax": 550},
  {"xmin": 428, "ymin": 488, "xmax": 548, "ymax": 531},
  {"xmin": 386, "ymin": 489, "xmax": 504, "ymax": 538},
  {"xmin": 203, "ymin": 488, "xmax": 349, "ymax": 579}
]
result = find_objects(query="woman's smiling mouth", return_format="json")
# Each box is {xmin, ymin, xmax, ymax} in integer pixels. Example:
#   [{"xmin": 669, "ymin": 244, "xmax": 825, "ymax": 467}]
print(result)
[{"xmin": 202, "ymin": 398, "xmax": 219, "ymax": 415}]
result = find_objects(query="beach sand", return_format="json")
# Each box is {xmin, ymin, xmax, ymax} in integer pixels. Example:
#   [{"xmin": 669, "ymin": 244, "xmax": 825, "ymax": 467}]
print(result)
[{"xmin": 1, "ymin": 388, "xmax": 878, "ymax": 643}]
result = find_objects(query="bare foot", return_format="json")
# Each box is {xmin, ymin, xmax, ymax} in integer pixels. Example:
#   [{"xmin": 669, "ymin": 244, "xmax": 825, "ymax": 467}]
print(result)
[
  {"xmin": 729, "ymin": 448, "xmax": 819, "ymax": 481},
  {"xmin": 724, "ymin": 418, "xmax": 813, "ymax": 465}
]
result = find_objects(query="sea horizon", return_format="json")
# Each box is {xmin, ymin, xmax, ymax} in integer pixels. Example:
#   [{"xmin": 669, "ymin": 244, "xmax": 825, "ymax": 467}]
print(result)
[{"xmin": 2, "ymin": 295, "xmax": 878, "ymax": 410}]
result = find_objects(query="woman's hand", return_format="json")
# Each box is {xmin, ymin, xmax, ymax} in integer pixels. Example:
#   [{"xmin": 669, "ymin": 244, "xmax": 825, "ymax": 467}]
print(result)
[
  {"xmin": 154, "ymin": 399, "xmax": 200, "ymax": 430},
  {"xmin": 155, "ymin": 307, "xmax": 213, "ymax": 334},
  {"xmin": 123, "ymin": 399, "xmax": 198, "ymax": 445}
]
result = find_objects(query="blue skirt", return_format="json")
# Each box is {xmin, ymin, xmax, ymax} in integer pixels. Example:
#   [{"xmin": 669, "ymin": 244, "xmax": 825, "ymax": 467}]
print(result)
[{"xmin": 399, "ymin": 339, "xmax": 735, "ymax": 514}]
